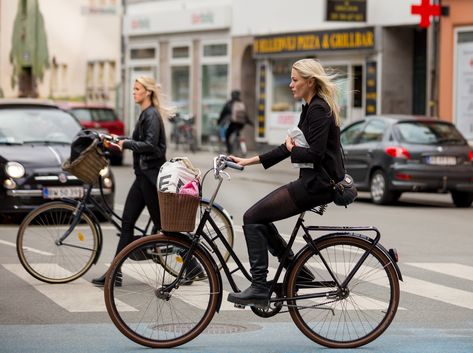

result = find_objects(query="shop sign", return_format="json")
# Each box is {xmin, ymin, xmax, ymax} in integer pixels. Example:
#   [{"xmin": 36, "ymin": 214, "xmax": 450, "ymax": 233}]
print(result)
[
  {"xmin": 365, "ymin": 61, "xmax": 377, "ymax": 115},
  {"xmin": 253, "ymin": 27, "xmax": 375, "ymax": 57},
  {"xmin": 455, "ymin": 32, "xmax": 473, "ymax": 140},
  {"xmin": 326, "ymin": 0, "xmax": 366, "ymax": 22}
]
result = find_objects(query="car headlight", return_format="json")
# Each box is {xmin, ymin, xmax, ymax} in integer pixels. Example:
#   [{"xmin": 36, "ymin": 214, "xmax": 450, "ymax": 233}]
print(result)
[{"xmin": 5, "ymin": 162, "xmax": 25, "ymax": 179}]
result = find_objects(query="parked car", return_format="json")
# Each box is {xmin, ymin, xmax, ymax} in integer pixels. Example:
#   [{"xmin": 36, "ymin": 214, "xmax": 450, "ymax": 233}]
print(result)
[
  {"xmin": 0, "ymin": 99, "xmax": 115, "ymax": 221},
  {"xmin": 340, "ymin": 115, "xmax": 473, "ymax": 207},
  {"xmin": 60, "ymin": 103, "xmax": 125, "ymax": 165}
]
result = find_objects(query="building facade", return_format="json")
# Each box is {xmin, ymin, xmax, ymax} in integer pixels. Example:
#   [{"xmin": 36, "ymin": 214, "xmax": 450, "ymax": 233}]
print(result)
[
  {"xmin": 439, "ymin": 0, "xmax": 473, "ymax": 142},
  {"xmin": 123, "ymin": 0, "xmax": 429, "ymax": 147},
  {"xmin": 0, "ymin": 0, "xmax": 121, "ymax": 105}
]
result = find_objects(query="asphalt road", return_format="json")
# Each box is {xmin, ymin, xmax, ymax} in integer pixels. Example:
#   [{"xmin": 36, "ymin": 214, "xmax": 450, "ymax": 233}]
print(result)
[{"xmin": 1, "ymin": 147, "xmax": 472, "ymax": 353}]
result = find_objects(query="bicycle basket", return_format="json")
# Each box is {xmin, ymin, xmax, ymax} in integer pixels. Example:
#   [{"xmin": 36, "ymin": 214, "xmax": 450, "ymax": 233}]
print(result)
[
  {"xmin": 158, "ymin": 192, "xmax": 199, "ymax": 232},
  {"xmin": 62, "ymin": 139, "xmax": 108, "ymax": 185}
]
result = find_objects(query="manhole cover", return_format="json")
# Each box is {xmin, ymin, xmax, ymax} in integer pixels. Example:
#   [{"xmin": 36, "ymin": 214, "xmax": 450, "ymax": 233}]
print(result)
[{"xmin": 152, "ymin": 323, "xmax": 261, "ymax": 334}]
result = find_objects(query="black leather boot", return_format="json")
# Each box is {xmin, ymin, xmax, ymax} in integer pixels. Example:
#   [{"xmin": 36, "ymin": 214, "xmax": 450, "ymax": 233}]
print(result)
[
  {"xmin": 266, "ymin": 223, "xmax": 315, "ymax": 282},
  {"xmin": 91, "ymin": 270, "xmax": 122, "ymax": 287},
  {"xmin": 228, "ymin": 224, "xmax": 270, "ymax": 306},
  {"xmin": 181, "ymin": 255, "xmax": 206, "ymax": 286}
]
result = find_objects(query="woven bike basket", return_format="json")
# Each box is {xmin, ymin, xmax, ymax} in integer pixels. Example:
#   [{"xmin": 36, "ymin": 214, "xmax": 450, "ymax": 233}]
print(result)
[
  {"xmin": 158, "ymin": 191, "xmax": 199, "ymax": 232},
  {"xmin": 62, "ymin": 140, "xmax": 108, "ymax": 185}
]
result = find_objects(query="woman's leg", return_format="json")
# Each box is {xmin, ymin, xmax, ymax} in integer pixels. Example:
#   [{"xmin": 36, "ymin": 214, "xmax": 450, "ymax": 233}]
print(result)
[
  {"xmin": 116, "ymin": 177, "xmax": 146, "ymax": 254},
  {"xmin": 140, "ymin": 176, "xmax": 161, "ymax": 231}
]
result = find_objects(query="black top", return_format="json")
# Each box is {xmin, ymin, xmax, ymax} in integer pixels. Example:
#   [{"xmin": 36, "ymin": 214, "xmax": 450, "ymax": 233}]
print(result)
[
  {"xmin": 259, "ymin": 96, "xmax": 344, "ymax": 209},
  {"xmin": 123, "ymin": 105, "xmax": 166, "ymax": 185}
]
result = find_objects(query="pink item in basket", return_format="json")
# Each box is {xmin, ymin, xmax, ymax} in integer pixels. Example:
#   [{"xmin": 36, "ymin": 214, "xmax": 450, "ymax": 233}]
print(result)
[{"xmin": 178, "ymin": 180, "xmax": 199, "ymax": 197}]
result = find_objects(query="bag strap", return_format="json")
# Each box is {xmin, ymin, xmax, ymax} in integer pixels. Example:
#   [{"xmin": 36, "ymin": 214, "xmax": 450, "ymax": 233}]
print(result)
[{"xmin": 321, "ymin": 143, "xmax": 347, "ymax": 186}]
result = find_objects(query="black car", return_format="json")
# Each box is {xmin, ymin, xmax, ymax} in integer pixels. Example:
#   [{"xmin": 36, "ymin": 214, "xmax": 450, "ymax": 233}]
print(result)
[
  {"xmin": 340, "ymin": 115, "xmax": 473, "ymax": 207},
  {"xmin": 0, "ymin": 99, "xmax": 115, "ymax": 220}
]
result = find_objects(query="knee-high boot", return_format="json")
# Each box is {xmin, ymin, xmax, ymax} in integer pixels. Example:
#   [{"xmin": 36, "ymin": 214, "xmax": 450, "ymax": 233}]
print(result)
[
  {"xmin": 265, "ymin": 223, "xmax": 315, "ymax": 282},
  {"xmin": 227, "ymin": 224, "xmax": 270, "ymax": 306}
]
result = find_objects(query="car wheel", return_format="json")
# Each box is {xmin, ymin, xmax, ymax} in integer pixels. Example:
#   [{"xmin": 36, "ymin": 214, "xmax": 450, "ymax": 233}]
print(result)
[
  {"xmin": 451, "ymin": 191, "xmax": 473, "ymax": 208},
  {"xmin": 370, "ymin": 170, "xmax": 400, "ymax": 205}
]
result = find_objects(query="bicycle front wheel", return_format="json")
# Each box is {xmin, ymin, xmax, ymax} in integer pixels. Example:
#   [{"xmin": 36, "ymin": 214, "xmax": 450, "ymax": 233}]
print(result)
[
  {"xmin": 287, "ymin": 235, "xmax": 400, "ymax": 348},
  {"xmin": 104, "ymin": 234, "xmax": 220, "ymax": 348},
  {"xmin": 196, "ymin": 200, "xmax": 234, "ymax": 268},
  {"xmin": 16, "ymin": 201, "xmax": 99, "ymax": 283}
]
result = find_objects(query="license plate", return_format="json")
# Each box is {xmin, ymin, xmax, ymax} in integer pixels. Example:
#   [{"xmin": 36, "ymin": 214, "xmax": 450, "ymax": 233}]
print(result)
[
  {"xmin": 425, "ymin": 156, "xmax": 457, "ymax": 165},
  {"xmin": 43, "ymin": 187, "xmax": 84, "ymax": 199}
]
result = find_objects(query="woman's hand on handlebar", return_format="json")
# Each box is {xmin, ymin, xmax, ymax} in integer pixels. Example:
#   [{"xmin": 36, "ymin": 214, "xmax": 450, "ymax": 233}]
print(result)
[{"xmin": 228, "ymin": 155, "xmax": 260, "ymax": 167}]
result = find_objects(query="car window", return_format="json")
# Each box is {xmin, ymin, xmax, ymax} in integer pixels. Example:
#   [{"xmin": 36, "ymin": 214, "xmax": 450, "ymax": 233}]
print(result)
[
  {"xmin": 341, "ymin": 121, "xmax": 365, "ymax": 145},
  {"xmin": 0, "ymin": 108, "xmax": 81, "ymax": 144},
  {"xmin": 394, "ymin": 121, "xmax": 466, "ymax": 145},
  {"xmin": 70, "ymin": 108, "xmax": 93, "ymax": 122},
  {"xmin": 93, "ymin": 109, "xmax": 116, "ymax": 122},
  {"xmin": 358, "ymin": 120, "xmax": 386, "ymax": 143}
]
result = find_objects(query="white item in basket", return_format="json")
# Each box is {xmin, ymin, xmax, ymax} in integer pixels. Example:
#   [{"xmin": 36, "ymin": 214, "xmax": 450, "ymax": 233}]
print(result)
[{"xmin": 158, "ymin": 157, "xmax": 200, "ymax": 193}]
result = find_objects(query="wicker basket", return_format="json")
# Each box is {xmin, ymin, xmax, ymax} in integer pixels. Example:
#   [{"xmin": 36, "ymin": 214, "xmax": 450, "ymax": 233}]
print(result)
[
  {"xmin": 158, "ymin": 191, "xmax": 200, "ymax": 232},
  {"xmin": 62, "ymin": 140, "xmax": 108, "ymax": 185}
]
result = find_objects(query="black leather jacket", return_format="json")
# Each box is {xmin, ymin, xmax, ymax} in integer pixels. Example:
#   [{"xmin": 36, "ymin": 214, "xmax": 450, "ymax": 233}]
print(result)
[{"xmin": 123, "ymin": 106, "xmax": 166, "ymax": 182}]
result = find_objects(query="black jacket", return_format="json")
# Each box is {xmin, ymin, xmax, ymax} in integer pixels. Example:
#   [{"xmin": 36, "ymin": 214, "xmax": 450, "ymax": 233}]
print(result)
[
  {"xmin": 123, "ymin": 106, "xmax": 166, "ymax": 184},
  {"xmin": 259, "ymin": 96, "xmax": 344, "ymax": 209}
]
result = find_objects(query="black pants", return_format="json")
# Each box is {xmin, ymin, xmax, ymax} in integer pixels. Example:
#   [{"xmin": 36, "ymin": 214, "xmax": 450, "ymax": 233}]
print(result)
[
  {"xmin": 115, "ymin": 174, "xmax": 161, "ymax": 255},
  {"xmin": 225, "ymin": 122, "xmax": 244, "ymax": 154}
]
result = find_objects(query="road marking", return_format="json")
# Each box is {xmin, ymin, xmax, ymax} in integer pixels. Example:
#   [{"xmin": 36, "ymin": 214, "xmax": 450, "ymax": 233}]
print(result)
[
  {"xmin": 405, "ymin": 263, "xmax": 473, "ymax": 282},
  {"xmin": 105, "ymin": 263, "xmax": 239, "ymax": 311},
  {"xmin": 0, "ymin": 239, "xmax": 53, "ymax": 256},
  {"xmin": 2, "ymin": 264, "xmax": 136, "ymax": 312}
]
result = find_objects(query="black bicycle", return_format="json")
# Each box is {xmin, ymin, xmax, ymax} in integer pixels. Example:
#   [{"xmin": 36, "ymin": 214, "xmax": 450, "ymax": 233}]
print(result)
[
  {"xmin": 104, "ymin": 154, "xmax": 402, "ymax": 349},
  {"xmin": 16, "ymin": 134, "xmax": 234, "ymax": 284}
]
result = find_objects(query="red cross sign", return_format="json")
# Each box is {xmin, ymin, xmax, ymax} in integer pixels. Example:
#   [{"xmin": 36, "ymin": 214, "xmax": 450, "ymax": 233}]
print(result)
[{"xmin": 411, "ymin": 0, "xmax": 441, "ymax": 28}]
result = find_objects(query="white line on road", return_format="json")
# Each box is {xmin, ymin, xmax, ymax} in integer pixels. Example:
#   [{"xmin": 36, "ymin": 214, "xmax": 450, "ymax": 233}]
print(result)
[
  {"xmin": 2, "ymin": 264, "xmax": 136, "ymax": 312},
  {"xmin": 0, "ymin": 239, "xmax": 53, "ymax": 256},
  {"xmin": 405, "ymin": 263, "xmax": 473, "ymax": 282}
]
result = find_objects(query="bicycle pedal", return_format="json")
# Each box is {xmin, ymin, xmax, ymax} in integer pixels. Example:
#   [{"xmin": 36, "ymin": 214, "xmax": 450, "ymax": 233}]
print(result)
[{"xmin": 233, "ymin": 304, "xmax": 246, "ymax": 309}]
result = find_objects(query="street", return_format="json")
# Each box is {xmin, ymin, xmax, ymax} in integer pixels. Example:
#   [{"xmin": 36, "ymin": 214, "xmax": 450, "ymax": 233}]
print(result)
[{"xmin": 1, "ymin": 147, "xmax": 472, "ymax": 353}]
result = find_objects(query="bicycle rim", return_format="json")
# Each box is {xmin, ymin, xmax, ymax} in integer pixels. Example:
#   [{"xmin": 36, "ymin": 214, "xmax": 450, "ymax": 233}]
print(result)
[
  {"xmin": 16, "ymin": 202, "xmax": 99, "ymax": 283},
  {"xmin": 104, "ymin": 235, "xmax": 219, "ymax": 348},
  {"xmin": 287, "ymin": 236, "xmax": 400, "ymax": 348}
]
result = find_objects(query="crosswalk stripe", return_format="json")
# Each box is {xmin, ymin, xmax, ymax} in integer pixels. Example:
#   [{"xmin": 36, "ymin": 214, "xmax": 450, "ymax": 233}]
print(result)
[
  {"xmin": 405, "ymin": 263, "xmax": 473, "ymax": 282},
  {"xmin": 2, "ymin": 264, "xmax": 136, "ymax": 312},
  {"xmin": 104, "ymin": 263, "xmax": 240, "ymax": 311},
  {"xmin": 0, "ymin": 239, "xmax": 53, "ymax": 256}
]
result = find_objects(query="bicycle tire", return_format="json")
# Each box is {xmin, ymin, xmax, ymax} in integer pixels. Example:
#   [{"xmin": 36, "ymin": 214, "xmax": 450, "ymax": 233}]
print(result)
[
  {"xmin": 287, "ymin": 235, "xmax": 400, "ymax": 348},
  {"xmin": 104, "ymin": 234, "xmax": 219, "ymax": 348},
  {"xmin": 16, "ymin": 201, "xmax": 99, "ymax": 283},
  {"xmin": 156, "ymin": 200, "xmax": 234, "ymax": 278}
]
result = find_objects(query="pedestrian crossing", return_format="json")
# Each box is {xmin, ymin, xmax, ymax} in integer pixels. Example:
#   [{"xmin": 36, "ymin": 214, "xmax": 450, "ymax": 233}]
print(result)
[{"xmin": 2, "ymin": 260, "xmax": 473, "ymax": 313}]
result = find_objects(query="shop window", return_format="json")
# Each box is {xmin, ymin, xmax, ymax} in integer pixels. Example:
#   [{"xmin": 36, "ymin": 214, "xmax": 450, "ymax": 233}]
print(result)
[
  {"xmin": 171, "ymin": 66, "xmax": 190, "ymax": 114},
  {"xmin": 201, "ymin": 64, "xmax": 228, "ymax": 137},
  {"xmin": 203, "ymin": 44, "xmax": 227, "ymax": 57},
  {"xmin": 172, "ymin": 46, "xmax": 189, "ymax": 59},
  {"xmin": 271, "ymin": 59, "xmax": 294, "ymax": 111},
  {"xmin": 130, "ymin": 48, "xmax": 155, "ymax": 60},
  {"xmin": 352, "ymin": 65, "xmax": 363, "ymax": 108}
]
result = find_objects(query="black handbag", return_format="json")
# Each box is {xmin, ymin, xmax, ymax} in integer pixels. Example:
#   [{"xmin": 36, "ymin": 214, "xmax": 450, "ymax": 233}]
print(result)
[{"xmin": 322, "ymin": 146, "xmax": 358, "ymax": 207}]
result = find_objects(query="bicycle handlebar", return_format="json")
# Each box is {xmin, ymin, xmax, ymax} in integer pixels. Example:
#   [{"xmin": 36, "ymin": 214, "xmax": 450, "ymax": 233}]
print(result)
[{"xmin": 213, "ymin": 154, "xmax": 244, "ymax": 177}]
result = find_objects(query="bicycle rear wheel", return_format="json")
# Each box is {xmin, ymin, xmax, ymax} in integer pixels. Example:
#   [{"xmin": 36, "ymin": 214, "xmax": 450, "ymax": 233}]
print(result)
[
  {"xmin": 104, "ymin": 234, "xmax": 219, "ymax": 348},
  {"xmin": 287, "ymin": 235, "xmax": 400, "ymax": 348},
  {"xmin": 16, "ymin": 201, "xmax": 99, "ymax": 283}
]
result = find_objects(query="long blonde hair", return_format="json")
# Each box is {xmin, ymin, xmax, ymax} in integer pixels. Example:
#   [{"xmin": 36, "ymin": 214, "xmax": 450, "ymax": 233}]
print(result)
[
  {"xmin": 135, "ymin": 76, "xmax": 175, "ymax": 119},
  {"xmin": 292, "ymin": 59, "xmax": 341, "ymax": 127}
]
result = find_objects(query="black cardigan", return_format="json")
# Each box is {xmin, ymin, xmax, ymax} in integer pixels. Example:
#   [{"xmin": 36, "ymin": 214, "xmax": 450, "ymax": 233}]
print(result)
[{"xmin": 259, "ymin": 96, "xmax": 344, "ymax": 209}]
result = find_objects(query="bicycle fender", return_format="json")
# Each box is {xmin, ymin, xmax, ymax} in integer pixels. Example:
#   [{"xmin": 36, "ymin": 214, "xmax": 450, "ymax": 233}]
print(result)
[
  {"xmin": 287, "ymin": 232, "xmax": 403, "ymax": 283},
  {"xmin": 60, "ymin": 198, "xmax": 104, "ymax": 265},
  {"xmin": 200, "ymin": 198, "xmax": 234, "ymax": 222},
  {"xmin": 169, "ymin": 232, "xmax": 225, "ymax": 313}
]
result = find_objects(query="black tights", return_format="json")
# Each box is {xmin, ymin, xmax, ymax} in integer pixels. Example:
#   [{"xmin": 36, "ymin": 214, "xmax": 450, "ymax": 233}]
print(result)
[
  {"xmin": 116, "ymin": 174, "xmax": 161, "ymax": 255},
  {"xmin": 243, "ymin": 185, "xmax": 302, "ymax": 225}
]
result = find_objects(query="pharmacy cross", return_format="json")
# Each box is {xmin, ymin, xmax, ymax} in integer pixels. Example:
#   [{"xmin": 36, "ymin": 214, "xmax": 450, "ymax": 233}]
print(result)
[{"xmin": 411, "ymin": 0, "xmax": 441, "ymax": 28}]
